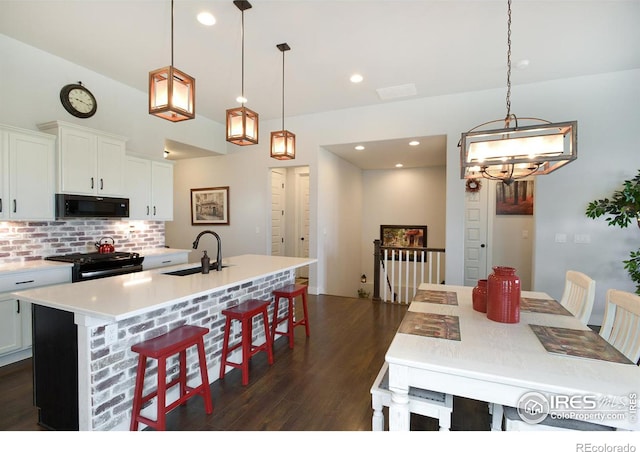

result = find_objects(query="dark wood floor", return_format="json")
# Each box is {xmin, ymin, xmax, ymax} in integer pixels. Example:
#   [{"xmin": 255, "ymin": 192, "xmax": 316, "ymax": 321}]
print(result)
[{"xmin": 0, "ymin": 294, "xmax": 491, "ymax": 432}]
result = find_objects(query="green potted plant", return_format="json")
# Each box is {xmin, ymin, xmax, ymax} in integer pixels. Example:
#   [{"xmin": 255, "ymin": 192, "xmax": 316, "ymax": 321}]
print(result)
[{"xmin": 585, "ymin": 170, "xmax": 640, "ymax": 294}]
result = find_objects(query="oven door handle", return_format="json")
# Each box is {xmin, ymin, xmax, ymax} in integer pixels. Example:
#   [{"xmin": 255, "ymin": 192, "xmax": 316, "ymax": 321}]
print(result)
[{"xmin": 78, "ymin": 265, "xmax": 143, "ymax": 281}]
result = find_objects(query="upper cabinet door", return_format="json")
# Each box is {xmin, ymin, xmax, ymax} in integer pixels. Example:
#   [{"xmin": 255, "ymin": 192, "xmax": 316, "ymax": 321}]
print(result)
[
  {"xmin": 58, "ymin": 126, "xmax": 97, "ymax": 195},
  {"xmin": 151, "ymin": 161, "xmax": 173, "ymax": 221},
  {"xmin": 8, "ymin": 131, "xmax": 55, "ymax": 220},
  {"xmin": 96, "ymin": 135, "xmax": 124, "ymax": 197}
]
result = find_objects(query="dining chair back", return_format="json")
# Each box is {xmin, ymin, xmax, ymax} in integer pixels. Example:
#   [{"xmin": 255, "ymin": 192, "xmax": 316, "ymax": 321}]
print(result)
[
  {"xmin": 559, "ymin": 270, "xmax": 596, "ymax": 325},
  {"xmin": 599, "ymin": 288, "xmax": 640, "ymax": 365}
]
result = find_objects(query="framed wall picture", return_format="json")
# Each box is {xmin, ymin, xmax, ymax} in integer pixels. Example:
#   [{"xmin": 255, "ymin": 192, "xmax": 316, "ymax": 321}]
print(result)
[
  {"xmin": 191, "ymin": 186, "xmax": 230, "ymax": 225},
  {"xmin": 380, "ymin": 225, "xmax": 427, "ymax": 248},
  {"xmin": 496, "ymin": 180, "xmax": 534, "ymax": 215}
]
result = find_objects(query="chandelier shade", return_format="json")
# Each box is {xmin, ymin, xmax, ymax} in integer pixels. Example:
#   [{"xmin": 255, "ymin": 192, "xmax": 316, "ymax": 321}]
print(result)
[
  {"xmin": 226, "ymin": 0, "xmax": 259, "ymax": 146},
  {"xmin": 271, "ymin": 42, "xmax": 295, "ymax": 160},
  {"xmin": 226, "ymin": 106, "xmax": 259, "ymax": 145},
  {"xmin": 271, "ymin": 130, "xmax": 296, "ymax": 160},
  {"xmin": 459, "ymin": 0, "xmax": 577, "ymax": 185},
  {"xmin": 148, "ymin": 0, "xmax": 195, "ymax": 122},
  {"xmin": 149, "ymin": 66, "xmax": 195, "ymax": 121},
  {"xmin": 460, "ymin": 118, "xmax": 577, "ymax": 183}
]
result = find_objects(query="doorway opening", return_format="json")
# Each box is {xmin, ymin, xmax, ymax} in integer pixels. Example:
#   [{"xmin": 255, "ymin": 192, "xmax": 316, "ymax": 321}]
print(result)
[
  {"xmin": 463, "ymin": 178, "xmax": 534, "ymax": 290},
  {"xmin": 270, "ymin": 166, "xmax": 310, "ymax": 284}
]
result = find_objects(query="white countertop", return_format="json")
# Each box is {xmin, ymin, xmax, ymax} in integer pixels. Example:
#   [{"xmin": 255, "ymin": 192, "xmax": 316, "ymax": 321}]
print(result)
[
  {"xmin": 14, "ymin": 254, "xmax": 316, "ymax": 322},
  {"xmin": 0, "ymin": 259, "xmax": 72, "ymax": 274}
]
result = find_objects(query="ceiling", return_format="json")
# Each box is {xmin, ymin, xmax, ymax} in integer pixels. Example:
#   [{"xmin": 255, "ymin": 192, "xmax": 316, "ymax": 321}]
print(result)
[{"xmin": 2, "ymin": 0, "xmax": 639, "ymax": 168}]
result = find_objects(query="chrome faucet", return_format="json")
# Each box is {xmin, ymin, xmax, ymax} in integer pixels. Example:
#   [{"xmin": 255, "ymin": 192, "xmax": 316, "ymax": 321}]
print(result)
[{"xmin": 192, "ymin": 230, "xmax": 223, "ymax": 271}]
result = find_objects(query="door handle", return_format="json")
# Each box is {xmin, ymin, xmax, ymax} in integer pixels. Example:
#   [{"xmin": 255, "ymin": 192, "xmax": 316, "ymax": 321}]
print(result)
[
  {"xmin": 91, "ymin": 177, "xmax": 94, "ymax": 189},
  {"xmin": 480, "ymin": 244, "xmax": 486, "ymax": 248}
]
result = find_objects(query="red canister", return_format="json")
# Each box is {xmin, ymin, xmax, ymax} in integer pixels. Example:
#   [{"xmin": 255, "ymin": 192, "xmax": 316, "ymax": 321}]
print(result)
[
  {"xmin": 472, "ymin": 279, "xmax": 488, "ymax": 313},
  {"xmin": 487, "ymin": 266, "xmax": 521, "ymax": 323}
]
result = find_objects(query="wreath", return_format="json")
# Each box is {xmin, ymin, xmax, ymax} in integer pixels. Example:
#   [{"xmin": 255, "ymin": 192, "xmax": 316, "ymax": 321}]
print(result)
[{"xmin": 466, "ymin": 178, "xmax": 481, "ymax": 192}]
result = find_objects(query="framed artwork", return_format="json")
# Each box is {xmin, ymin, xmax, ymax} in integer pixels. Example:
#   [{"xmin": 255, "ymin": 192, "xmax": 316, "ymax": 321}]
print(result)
[
  {"xmin": 191, "ymin": 186, "xmax": 229, "ymax": 225},
  {"xmin": 380, "ymin": 225, "xmax": 427, "ymax": 249},
  {"xmin": 496, "ymin": 180, "xmax": 534, "ymax": 215}
]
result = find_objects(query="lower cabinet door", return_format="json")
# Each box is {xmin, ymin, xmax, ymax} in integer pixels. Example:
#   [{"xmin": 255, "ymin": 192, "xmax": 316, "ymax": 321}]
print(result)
[{"xmin": 0, "ymin": 298, "xmax": 21, "ymax": 356}]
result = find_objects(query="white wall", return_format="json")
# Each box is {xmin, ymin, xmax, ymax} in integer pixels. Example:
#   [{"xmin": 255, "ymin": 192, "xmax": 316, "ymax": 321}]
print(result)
[
  {"xmin": 3, "ymin": 32, "xmax": 640, "ymax": 320},
  {"xmin": 0, "ymin": 34, "xmax": 225, "ymax": 160}
]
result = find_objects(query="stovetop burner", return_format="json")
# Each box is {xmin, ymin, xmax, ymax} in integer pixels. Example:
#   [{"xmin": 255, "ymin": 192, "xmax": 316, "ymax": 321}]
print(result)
[{"xmin": 45, "ymin": 251, "xmax": 141, "ymax": 264}]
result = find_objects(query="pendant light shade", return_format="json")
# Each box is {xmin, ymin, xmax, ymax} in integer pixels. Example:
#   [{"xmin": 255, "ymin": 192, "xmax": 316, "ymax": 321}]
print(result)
[
  {"xmin": 459, "ymin": 0, "xmax": 577, "ymax": 185},
  {"xmin": 226, "ymin": 0, "xmax": 259, "ymax": 146},
  {"xmin": 149, "ymin": 0, "xmax": 195, "ymax": 122},
  {"xmin": 271, "ymin": 43, "xmax": 295, "ymax": 160}
]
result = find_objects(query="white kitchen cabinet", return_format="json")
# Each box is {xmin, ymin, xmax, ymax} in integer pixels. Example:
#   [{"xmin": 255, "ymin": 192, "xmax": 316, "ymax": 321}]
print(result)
[
  {"xmin": 0, "ymin": 125, "xmax": 56, "ymax": 220},
  {"xmin": 38, "ymin": 121, "xmax": 127, "ymax": 196},
  {"xmin": 125, "ymin": 156, "xmax": 174, "ymax": 220},
  {"xmin": 0, "ymin": 264, "xmax": 72, "ymax": 367}
]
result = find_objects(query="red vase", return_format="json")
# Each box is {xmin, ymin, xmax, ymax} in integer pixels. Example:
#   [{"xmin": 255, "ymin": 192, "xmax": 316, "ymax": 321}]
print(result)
[
  {"xmin": 472, "ymin": 279, "xmax": 488, "ymax": 313},
  {"xmin": 487, "ymin": 266, "xmax": 521, "ymax": 323}
]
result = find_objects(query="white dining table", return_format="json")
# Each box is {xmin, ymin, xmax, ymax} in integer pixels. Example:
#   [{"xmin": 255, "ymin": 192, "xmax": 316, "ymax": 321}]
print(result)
[{"xmin": 385, "ymin": 283, "xmax": 640, "ymax": 431}]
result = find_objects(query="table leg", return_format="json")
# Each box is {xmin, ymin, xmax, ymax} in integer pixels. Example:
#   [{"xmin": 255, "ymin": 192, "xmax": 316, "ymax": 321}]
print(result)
[{"xmin": 387, "ymin": 363, "xmax": 410, "ymax": 431}]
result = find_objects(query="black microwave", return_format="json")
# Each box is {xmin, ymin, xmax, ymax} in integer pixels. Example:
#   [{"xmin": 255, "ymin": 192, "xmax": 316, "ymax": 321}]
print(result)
[{"xmin": 55, "ymin": 194, "xmax": 129, "ymax": 219}]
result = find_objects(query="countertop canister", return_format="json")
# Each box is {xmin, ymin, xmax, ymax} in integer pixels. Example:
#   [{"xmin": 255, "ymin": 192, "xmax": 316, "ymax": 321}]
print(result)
[
  {"xmin": 472, "ymin": 279, "xmax": 488, "ymax": 313},
  {"xmin": 486, "ymin": 266, "xmax": 520, "ymax": 323}
]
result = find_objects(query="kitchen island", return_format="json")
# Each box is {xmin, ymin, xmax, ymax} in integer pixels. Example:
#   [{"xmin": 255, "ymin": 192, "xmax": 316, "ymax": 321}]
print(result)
[{"xmin": 15, "ymin": 254, "xmax": 316, "ymax": 431}]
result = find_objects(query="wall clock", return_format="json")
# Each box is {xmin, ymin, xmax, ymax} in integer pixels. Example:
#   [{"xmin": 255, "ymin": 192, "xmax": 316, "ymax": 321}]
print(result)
[{"xmin": 60, "ymin": 82, "xmax": 97, "ymax": 118}]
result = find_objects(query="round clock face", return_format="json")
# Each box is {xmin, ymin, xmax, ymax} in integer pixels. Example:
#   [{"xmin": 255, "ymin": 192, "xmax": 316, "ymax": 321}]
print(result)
[{"xmin": 60, "ymin": 83, "xmax": 97, "ymax": 118}]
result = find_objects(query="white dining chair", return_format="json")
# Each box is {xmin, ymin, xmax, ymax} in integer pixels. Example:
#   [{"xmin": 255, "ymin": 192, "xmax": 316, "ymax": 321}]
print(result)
[
  {"xmin": 370, "ymin": 362, "xmax": 453, "ymax": 431},
  {"xmin": 599, "ymin": 288, "xmax": 640, "ymax": 364},
  {"xmin": 559, "ymin": 270, "xmax": 596, "ymax": 325},
  {"xmin": 502, "ymin": 288, "xmax": 640, "ymax": 431}
]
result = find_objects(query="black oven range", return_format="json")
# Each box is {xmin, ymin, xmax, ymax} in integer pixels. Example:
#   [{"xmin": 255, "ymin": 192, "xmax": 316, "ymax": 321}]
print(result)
[{"xmin": 45, "ymin": 251, "xmax": 144, "ymax": 282}]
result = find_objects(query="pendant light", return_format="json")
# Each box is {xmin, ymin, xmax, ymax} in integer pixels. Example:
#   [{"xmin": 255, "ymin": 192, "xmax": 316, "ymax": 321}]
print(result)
[
  {"xmin": 270, "ymin": 43, "xmax": 295, "ymax": 160},
  {"xmin": 459, "ymin": 0, "xmax": 577, "ymax": 185},
  {"xmin": 148, "ymin": 0, "xmax": 196, "ymax": 122},
  {"xmin": 226, "ymin": 0, "xmax": 259, "ymax": 146}
]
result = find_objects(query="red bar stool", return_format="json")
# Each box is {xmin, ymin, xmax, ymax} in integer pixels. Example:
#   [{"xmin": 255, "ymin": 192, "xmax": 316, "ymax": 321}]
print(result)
[
  {"xmin": 130, "ymin": 325, "xmax": 213, "ymax": 431},
  {"xmin": 219, "ymin": 299, "xmax": 274, "ymax": 386},
  {"xmin": 271, "ymin": 284, "xmax": 310, "ymax": 349}
]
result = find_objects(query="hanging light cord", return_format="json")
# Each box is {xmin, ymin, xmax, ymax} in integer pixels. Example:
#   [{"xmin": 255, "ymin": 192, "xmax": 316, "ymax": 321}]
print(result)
[
  {"xmin": 241, "ymin": 8, "xmax": 245, "ymax": 104},
  {"xmin": 505, "ymin": 0, "xmax": 512, "ymax": 122},
  {"xmin": 170, "ymin": 0, "xmax": 174, "ymax": 67},
  {"xmin": 281, "ymin": 49, "xmax": 285, "ymax": 130}
]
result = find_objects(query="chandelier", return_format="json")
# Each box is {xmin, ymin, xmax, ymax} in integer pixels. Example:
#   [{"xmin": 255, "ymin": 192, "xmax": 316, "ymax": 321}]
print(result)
[{"xmin": 459, "ymin": 0, "xmax": 577, "ymax": 185}]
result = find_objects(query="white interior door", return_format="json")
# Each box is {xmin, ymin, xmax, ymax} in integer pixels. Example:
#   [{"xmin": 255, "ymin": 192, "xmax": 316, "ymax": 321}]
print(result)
[
  {"xmin": 271, "ymin": 169, "xmax": 285, "ymax": 256},
  {"xmin": 463, "ymin": 182, "xmax": 491, "ymax": 286},
  {"xmin": 295, "ymin": 169, "xmax": 310, "ymax": 278}
]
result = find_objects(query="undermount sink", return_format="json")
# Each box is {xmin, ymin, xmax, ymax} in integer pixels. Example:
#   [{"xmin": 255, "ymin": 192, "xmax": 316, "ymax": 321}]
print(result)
[{"xmin": 163, "ymin": 264, "xmax": 227, "ymax": 276}]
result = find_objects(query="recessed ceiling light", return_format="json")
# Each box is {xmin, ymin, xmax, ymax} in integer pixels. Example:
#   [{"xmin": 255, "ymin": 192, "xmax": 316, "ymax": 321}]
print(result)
[
  {"xmin": 409, "ymin": 140, "xmax": 420, "ymax": 146},
  {"xmin": 350, "ymin": 74, "xmax": 364, "ymax": 84},
  {"xmin": 395, "ymin": 163, "xmax": 403, "ymax": 168},
  {"xmin": 197, "ymin": 12, "xmax": 216, "ymax": 26},
  {"xmin": 355, "ymin": 145, "xmax": 365, "ymax": 151},
  {"xmin": 516, "ymin": 59, "xmax": 530, "ymax": 69}
]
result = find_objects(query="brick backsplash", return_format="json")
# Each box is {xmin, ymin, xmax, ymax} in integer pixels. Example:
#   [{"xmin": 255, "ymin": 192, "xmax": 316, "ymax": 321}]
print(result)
[{"xmin": 0, "ymin": 220, "xmax": 165, "ymax": 263}]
